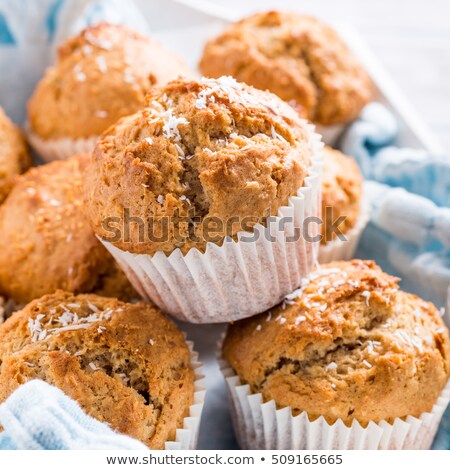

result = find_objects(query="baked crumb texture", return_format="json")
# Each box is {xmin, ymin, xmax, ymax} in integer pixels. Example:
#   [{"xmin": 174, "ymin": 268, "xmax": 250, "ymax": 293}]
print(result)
[
  {"xmin": 0, "ymin": 106, "xmax": 31, "ymax": 203},
  {"xmin": 0, "ymin": 292, "xmax": 195, "ymax": 449},
  {"xmin": 0, "ymin": 155, "xmax": 136, "ymax": 304},
  {"xmin": 28, "ymin": 22, "xmax": 191, "ymax": 140},
  {"xmin": 321, "ymin": 146, "xmax": 362, "ymax": 244},
  {"xmin": 223, "ymin": 260, "xmax": 450, "ymax": 426},
  {"xmin": 85, "ymin": 76, "xmax": 313, "ymax": 255},
  {"xmin": 200, "ymin": 11, "xmax": 372, "ymax": 125}
]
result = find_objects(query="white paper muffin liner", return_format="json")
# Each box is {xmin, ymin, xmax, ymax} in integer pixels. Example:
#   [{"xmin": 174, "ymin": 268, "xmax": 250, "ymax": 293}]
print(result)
[
  {"xmin": 165, "ymin": 339, "xmax": 206, "ymax": 450},
  {"xmin": 27, "ymin": 127, "xmax": 98, "ymax": 162},
  {"xmin": 101, "ymin": 124, "xmax": 324, "ymax": 323},
  {"xmin": 218, "ymin": 350, "xmax": 450, "ymax": 450},
  {"xmin": 318, "ymin": 194, "xmax": 371, "ymax": 264}
]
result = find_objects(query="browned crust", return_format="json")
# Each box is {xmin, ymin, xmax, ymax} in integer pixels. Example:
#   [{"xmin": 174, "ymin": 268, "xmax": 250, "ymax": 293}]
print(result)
[
  {"xmin": 200, "ymin": 11, "xmax": 372, "ymax": 125},
  {"xmin": 28, "ymin": 22, "xmax": 191, "ymax": 139},
  {"xmin": 0, "ymin": 107, "xmax": 31, "ymax": 203},
  {"xmin": 0, "ymin": 154, "xmax": 136, "ymax": 303},
  {"xmin": 321, "ymin": 147, "xmax": 363, "ymax": 244}
]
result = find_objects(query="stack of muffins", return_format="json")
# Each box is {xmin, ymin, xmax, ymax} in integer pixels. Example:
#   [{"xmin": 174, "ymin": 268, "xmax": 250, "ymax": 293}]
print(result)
[{"xmin": 0, "ymin": 10, "xmax": 448, "ymax": 451}]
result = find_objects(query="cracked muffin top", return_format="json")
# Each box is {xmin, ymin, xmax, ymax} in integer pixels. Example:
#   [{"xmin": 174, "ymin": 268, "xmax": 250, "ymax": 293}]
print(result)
[
  {"xmin": 0, "ymin": 106, "xmax": 31, "ymax": 204},
  {"xmin": 0, "ymin": 154, "xmax": 136, "ymax": 304},
  {"xmin": 199, "ymin": 11, "xmax": 372, "ymax": 126},
  {"xmin": 84, "ymin": 76, "xmax": 315, "ymax": 255},
  {"xmin": 0, "ymin": 291, "xmax": 194, "ymax": 449},
  {"xmin": 28, "ymin": 22, "xmax": 191, "ymax": 140},
  {"xmin": 223, "ymin": 260, "xmax": 450, "ymax": 425},
  {"xmin": 321, "ymin": 147, "xmax": 362, "ymax": 244}
]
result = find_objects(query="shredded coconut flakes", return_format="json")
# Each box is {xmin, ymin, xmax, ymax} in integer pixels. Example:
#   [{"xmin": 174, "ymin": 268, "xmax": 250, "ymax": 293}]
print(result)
[{"xmin": 361, "ymin": 291, "xmax": 371, "ymax": 306}]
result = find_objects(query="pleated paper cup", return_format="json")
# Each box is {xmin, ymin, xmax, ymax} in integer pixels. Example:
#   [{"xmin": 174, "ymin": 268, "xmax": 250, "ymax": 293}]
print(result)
[
  {"xmin": 219, "ymin": 354, "xmax": 450, "ymax": 450},
  {"xmin": 27, "ymin": 127, "xmax": 98, "ymax": 162},
  {"xmin": 165, "ymin": 339, "xmax": 206, "ymax": 450},
  {"xmin": 101, "ymin": 124, "xmax": 324, "ymax": 323},
  {"xmin": 318, "ymin": 195, "xmax": 370, "ymax": 264}
]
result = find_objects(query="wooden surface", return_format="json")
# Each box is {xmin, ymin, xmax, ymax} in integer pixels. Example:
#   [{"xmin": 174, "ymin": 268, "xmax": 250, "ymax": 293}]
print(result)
[{"xmin": 199, "ymin": 0, "xmax": 450, "ymax": 151}]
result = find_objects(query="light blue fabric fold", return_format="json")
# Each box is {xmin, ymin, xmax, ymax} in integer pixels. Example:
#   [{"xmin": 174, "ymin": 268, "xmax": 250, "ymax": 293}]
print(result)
[
  {"xmin": 0, "ymin": 380, "xmax": 147, "ymax": 449},
  {"xmin": 341, "ymin": 103, "xmax": 450, "ymax": 309}
]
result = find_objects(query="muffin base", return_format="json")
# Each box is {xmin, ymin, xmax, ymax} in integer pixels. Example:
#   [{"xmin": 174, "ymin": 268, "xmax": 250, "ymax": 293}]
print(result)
[
  {"xmin": 318, "ymin": 193, "xmax": 370, "ymax": 264},
  {"xmin": 219, "ymin": 350, "xmax": 450, "ymax": 450},
  {"xmin": 165, "ymin": 338, "xmax": 206, "ymax": 450},
  {"xmin": 27, "ymin": 127, "xmax": 98, "ymax": 162},
  {"xmin": 101, "ymin": 124, "xmax": 324, "ymax": 323}
]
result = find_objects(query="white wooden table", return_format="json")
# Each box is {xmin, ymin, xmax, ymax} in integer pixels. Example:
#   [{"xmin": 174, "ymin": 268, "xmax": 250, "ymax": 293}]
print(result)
[{"xmin": 190, "ymin": 0, "xmax": 450, "ymax": 152}]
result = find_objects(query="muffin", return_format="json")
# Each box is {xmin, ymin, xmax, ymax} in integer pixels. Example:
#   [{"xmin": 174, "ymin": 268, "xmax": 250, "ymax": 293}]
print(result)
[
  {"xmin": 0, "ymin": 106, "xmax": 31, "ymax": 203},
  {"xmin": 0, "ymin": 291, "xmax": 204, "ymax": 449},
  {"xmin": 199, "ymin": 11, "xmax": 372, "ymax": 128},
  {"xmin": 0, "ymin": 154, "xmax": 136, "ymax": 304},
  {"xmin": 221, "ymin": 260, "xmax": 450, "ymax": 449},
  {"xmin": 319, "ymin": 147, "xmax": 369, "ymax": 262},
  {"xmin": 84, "ymin": 76, "xmax": 323, "ymax": 322},
  {"xmin": 28, "ymin": 22, "xmax": 191, "ymax": 162}
]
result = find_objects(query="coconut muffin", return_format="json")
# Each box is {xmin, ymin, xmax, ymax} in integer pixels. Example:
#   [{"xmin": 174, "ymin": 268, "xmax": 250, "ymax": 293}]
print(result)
[
  {"xmin": 83, "ymin": 76, "xmax": 322, "ymax": 322},
  {"xmin": 84, "ymin": 76, "xmax": 314, "ymax": 256},
  {"xmin": 0, "ymin": 106, "xmax": 31, "ymax": 203},
  {"xmin": 0, "ymin": 291, "xmax": 195, "ymax": 449},
  {"xmin": 28, "ymin": 22, "xmax": 191, "ymax": 160},
  {"xmin": 321, "ymin": 147, "xmax": 363, "ymax": 244},
  {"xmin": 0, "ymin": 154, "xmax": 136, "ymax": 304},
  {"xmin": 200, "ymin": 11, "xmax": 372, "ymax": 126},
  {"xmin": 223, "ymin": 260, "xmax": 450, "ymax": 426}
]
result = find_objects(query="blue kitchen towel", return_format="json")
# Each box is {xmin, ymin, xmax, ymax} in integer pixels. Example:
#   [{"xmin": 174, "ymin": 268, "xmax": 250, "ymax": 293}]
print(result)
[
  {"xmin": 0, "ymin": 380, "xmax": 147, "ymax": 449},
  {"xmin": 433, "ymin": 408, "xmax": 450, "ymax": 450},
  {"xmin": 341, "ymin": 103, "xmax": 450, "ymax": 308}
]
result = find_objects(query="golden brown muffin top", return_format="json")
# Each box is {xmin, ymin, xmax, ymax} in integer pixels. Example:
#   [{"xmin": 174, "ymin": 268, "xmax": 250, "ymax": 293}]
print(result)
[
  {"xmin": 321, "ymin": 147, "xmax": 363, "ymax": 244},
  {"xmin": 84, "ymin": 76, "xmax": 314, "ymax": 255},
  {"xmin": 200, "ymin": 11, "xmax": 372, "ymax": 126},
  {"xmin": 0, "ymin": 154, "xmax": 136, "ymax": 304},
  {"xmin": 223, "ymin": 260, "xmax": 450, "ymax": 426},
  {"xmin": 0, "ymin": 291, "xmax": 194, "ymax": 449},
  {"xmin": 28, "ymin": 22, "xmax": 191, "ymax": 140},
  {"xmin": 0, "ymin": 107, "xmax": 31, "ymax": 204}
]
